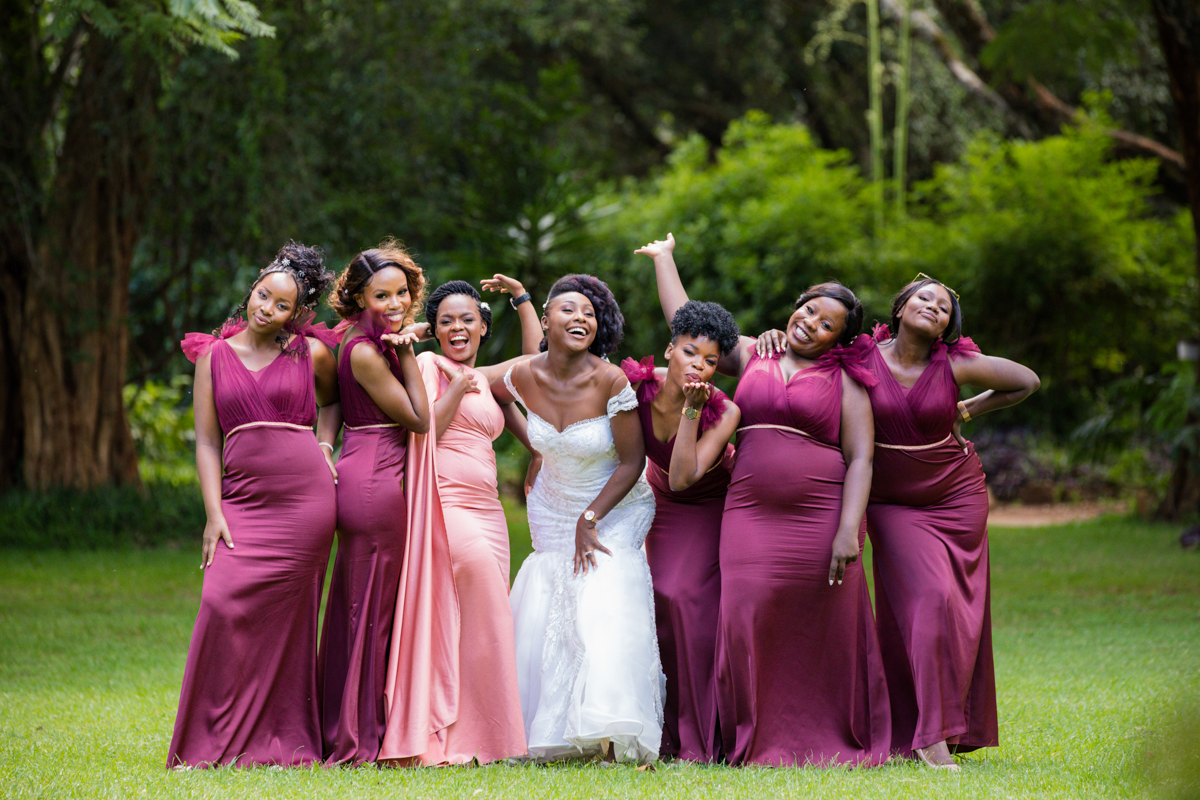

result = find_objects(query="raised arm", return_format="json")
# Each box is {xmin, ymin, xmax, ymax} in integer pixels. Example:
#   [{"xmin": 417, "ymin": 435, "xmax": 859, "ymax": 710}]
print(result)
[
  {"xmin": 668, "ymin": 385, "xmax": 741, "ymax": 492},
  {"xmin": 635, "ymin": 233, "xmax": 753, "ymax": 377},
  {"xmin": 830, "ymin": 372, "xmax": 874, "ymax": 586},
  {"xmin": 573, "ymin": 372, "xmax": 647, "ymax": 576},
  {"xmin": 481, "ymin": 274, "xmax": 542, "ymax": 355},
  {"xmin": 634, "ymin": 233, "xmax": 690, "ymax": 324},
  {"xmin": 193, "ymin": 353, "xmax": 231, "ymax": 569}
]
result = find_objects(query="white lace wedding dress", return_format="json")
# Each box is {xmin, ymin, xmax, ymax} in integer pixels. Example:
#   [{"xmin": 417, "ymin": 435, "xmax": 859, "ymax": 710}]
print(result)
[{"xmin": 504, "ymin": 367, "xmax": 663, "ymax": 764}]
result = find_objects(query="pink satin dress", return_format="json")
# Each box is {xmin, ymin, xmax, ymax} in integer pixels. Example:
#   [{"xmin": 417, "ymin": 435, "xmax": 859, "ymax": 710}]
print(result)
[
  {"xmin": 622, "ymin": 356, "xmax": 732, "ymax": 763},
  {"xmin": 862, "ymin": 326, "xmax": 998, "ymax": 755},
  {"xmin": 168, "ymin": 320, "xmax": 337, "ymax": 768},
  {"xmin": 318, "ymin": 312, "xmax": 411, "ymax": 765},
  {"xmin": 391, "ymin": 351, "xmax": 526, "ymax": 764},
  {"xmin": 714, "ymin": 342, "xmax": 890, "ymax": 767}
]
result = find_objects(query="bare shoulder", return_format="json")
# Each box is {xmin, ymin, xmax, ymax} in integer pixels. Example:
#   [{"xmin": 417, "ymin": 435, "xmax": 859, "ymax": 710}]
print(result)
[{"xmin": 596, "ymin": 359, "xmax": 631, "ymax": 396}]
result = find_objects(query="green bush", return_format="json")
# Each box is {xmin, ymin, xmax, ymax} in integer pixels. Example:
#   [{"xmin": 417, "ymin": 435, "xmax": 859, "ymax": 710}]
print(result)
[
  {"xmin": 0, "ymin": 483, "xmax": 205, "ymax": 549},
  {"xmin": 572, "ymin": 108, "xmax": 1194, "ymax": 440},
  {"xmin": 125, "ymin": 376, "xmax": 197, "ymax": 486}
]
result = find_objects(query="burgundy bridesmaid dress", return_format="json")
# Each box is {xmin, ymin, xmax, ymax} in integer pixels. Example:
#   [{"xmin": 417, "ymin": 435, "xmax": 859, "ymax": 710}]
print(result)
[
  {"xmin": 862, "ymin": 325, "xmax": 998, "ymax": 755},
  {"xmin": 621, "ymin": 356, "xmax": 733, "ymax": 763},
  {"xmin": 168, "ymin": 320, "xmax": 337, "ymax": 768},
  {"xmin": 318, "ymin": 311, "xmax": 410, "ymax": 765},
  {"xmin": 714, "ymin": 343, "xmax": 890, "ymax": 767}
]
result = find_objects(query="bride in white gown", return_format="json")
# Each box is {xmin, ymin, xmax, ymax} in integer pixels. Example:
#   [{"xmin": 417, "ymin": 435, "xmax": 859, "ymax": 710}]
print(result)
[{"xmin": 492, "ymin": 274, "xmax": 663, "ymax": 764}]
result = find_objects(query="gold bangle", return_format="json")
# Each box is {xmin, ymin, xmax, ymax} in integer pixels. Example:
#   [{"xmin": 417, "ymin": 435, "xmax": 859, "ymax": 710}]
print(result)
[{"xmin": 957, "ymin": 401, "xmax": 971, "ymax": 423}]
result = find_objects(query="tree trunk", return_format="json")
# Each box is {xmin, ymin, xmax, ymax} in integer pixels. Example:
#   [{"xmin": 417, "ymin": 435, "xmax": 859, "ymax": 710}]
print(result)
[
  {"xmin": 15, "ymin": 33, "xmax": 151, "ymax": 489},
  {"xmin": 1151, "ymin": 0, "xmax": 1200, "ymax": 519}
]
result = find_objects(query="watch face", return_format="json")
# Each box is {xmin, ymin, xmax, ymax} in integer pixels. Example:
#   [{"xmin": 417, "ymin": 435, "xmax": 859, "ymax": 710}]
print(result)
[
  {"xmin": 584, "ymin": 510, "xmax": 596, "ymax": 521},
  {"xmin": 683, "ymin": 407, "xmax": 700, "ymax": 419}
]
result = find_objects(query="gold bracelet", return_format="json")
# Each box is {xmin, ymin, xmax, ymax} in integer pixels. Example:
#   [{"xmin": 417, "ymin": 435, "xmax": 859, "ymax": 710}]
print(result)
[{"xmin": 957, "ymin": 401, "xmax": 971, "ymax": 423}]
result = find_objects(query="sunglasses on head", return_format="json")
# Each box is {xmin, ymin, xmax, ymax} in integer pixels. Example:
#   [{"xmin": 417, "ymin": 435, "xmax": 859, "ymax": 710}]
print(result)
[{"xmin": 913, "ymin": 272, "xmax": 959, "ymax": 301}]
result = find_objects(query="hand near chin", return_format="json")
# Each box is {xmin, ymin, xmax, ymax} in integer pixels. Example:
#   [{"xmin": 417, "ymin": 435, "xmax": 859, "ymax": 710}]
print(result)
[
  {"xmin": 633, "ymin": 232, "xmax": 675, "ymax": 260},
  {"xmin": 399, "ymin": 322, "xmax": 433, "ymax": 342},
  {"xmin": 756, "ymin": 329, "xmax": 786, "ymax": 357},
  {"xmin": 382, "ymin": 331, "xmax": 420, "ymax": 354},
  {"xmin": 681, "ymin": 381, "xmax": 711, "ymax": 409},
  {"xmin": 434, "ymin": 358, "xmax": 480, "ymax": 394}
]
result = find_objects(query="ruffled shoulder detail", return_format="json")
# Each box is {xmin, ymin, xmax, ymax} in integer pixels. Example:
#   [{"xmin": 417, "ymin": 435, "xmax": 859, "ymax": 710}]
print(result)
[
  {"xmin": 700, "ymin": 388, "xmax": 729, "ymax": 432},
  {"xmin": 621, "ymin": 355, "xmax": 656, "ymax": 384},
  {"xmin": 288, "ymin": 308, "xmax": 341, "ymax": 350},
  {"xmin": 606, "ymin": 383, "xmax": 639, "ymax": 417},
  {"xmin": 180, "ymin": 319, "xmax": 245, "ymax": 363},
  {"xmin": 871, "ymin": 322, "xmax": 892, "ymax": 343},
  {"xmin": 621, "ymin": 355, "xmax": 662, "ymax": 404},
  {"xmin": 334, "ymin": 309, "xmax": 392, "ymax": 355},
  {"xmin": 815, "ymin": 335, "xmax": 879, "ymax": 388},
  {"xmin": 938, "ymin": 335, "xmax": 982, "ymax": 360}
]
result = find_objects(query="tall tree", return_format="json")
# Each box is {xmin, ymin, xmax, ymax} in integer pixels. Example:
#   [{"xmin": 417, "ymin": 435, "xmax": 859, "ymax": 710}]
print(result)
[
  {"xmin": 0, "ymin": 1, "xmax": 272, "ymax": 490},
  {"xmin": 1150, "ymin": 0, "xmax": 1200, "ymax": 517}
]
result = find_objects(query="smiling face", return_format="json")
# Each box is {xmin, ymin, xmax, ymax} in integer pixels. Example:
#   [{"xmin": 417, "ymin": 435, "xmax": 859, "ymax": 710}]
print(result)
[
  {"xmin": 665, "ymin": 335, "xmax": 720, "ymax": 387},
  {"xmin": 542, "ymin": 291, "xmax": 597, "ymax": 354},
  {"xmin": 897, "ymin": 282, "xmax": 953, "ymax": 340},
  {"xmin": 434, "ymin": 293, "xmax": 486, "ymax": 364},
  {"xmin": 246, "ymin": 272, "xmax": 300, "ymax": 336},
  {"xmin": 784, "ymin": 295, "xmax": 848, "ymax": 358},
  {"xmin": 355, "ymin": 266, "xmax": 412, "ymax": 333}
]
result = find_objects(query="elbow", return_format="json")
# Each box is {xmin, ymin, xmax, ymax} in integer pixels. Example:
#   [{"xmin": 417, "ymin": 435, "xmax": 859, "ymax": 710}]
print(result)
[
  {"xmin": 668, "ymin": 472, "xmax": 697, "ymax": 493},
  {"xmin": 409, "ymin": 417, "xmax": 431, "ymax": 435}
]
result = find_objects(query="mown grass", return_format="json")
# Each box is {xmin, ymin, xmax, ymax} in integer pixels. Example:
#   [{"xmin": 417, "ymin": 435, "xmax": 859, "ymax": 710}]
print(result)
[{"xmin": 1, "ymin": 512, "xmax": 1197, "ymax": 799}]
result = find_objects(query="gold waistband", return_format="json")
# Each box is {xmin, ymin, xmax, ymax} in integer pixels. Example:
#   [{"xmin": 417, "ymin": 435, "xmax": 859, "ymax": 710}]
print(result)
[
  {"xmin": 344, "ymin": 422, "xmax": 403, "ymax": 431},
  {"xmin": 736, "ymin": 423, "xmax": 812, "ymax": 438},
  {"xmin": 875, "ymin": 433, "xmax": 953, "ymax": 451},
  {"xmin": 225, "ymin": 421, "xmax": 313, "ymax": 439}
]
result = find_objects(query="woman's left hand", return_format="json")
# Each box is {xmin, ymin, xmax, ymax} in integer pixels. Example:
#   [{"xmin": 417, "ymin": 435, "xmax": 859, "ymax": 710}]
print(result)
[
  {"xmin": 573, "ymin": 515, "xmax": 612, "ymax": 576},
  {"xmin": 828, "ymin": 529, "xmax": 859, "ymax": 586}
]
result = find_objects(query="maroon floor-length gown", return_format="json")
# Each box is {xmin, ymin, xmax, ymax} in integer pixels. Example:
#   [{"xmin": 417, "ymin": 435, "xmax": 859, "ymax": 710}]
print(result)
[
  {"xmin": 168, "ymin": 321, "xmax": 337, "ymax": 768},
  {"xmin": 714, "ymin": 343, "xmax": 890, "ymax": 767},
  {"xmin": 622, "ymin": 356, "xmax": 734, "ymax": 763},
  {"xmin": 318, "ymin": 311, "xmax": 410, "ymax": 765},
  {"xmin": 862, "ymin": 325, "xmax": 998, "ymax": 756}
]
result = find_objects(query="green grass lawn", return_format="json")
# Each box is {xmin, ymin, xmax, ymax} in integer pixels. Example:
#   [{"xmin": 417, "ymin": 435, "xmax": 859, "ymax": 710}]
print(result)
[{"xmin": 1, "ymin": 511, "xmax": 1197, "ymax": 799}]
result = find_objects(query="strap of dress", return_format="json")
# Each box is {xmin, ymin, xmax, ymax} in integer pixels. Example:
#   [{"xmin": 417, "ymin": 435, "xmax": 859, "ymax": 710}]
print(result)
[
  {"xmin": 606, "ymin": 383, "xmax": 639, "ymax": 417},
  {"xmin": 503, "ymin": 364, "xmax": 527, "ymax": 410}
]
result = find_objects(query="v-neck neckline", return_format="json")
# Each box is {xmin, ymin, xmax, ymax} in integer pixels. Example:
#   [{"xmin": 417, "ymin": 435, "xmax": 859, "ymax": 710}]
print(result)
[
  {"xmin": 878, "ymin": 343, "xmax": 936, "ymax": 397},
  {"xmin": 226, "ymin": 339, "xmax": 287, "ymax": 375}
]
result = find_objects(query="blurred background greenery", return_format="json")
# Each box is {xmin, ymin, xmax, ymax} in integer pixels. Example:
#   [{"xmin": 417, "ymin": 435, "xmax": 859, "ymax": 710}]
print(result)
[{"xmin": 3, "ymin": 0, "xmax": 1200, "ymax": 546}]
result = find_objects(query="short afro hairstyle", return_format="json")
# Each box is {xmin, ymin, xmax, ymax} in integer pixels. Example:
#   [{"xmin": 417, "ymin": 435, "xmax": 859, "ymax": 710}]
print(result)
[
  {"xmin": 539, "ymin": 274, "xmax": 624, "ymax": 358},
  {"xmin": 669, "ymin": 300, "xmax": 741, "ymax": 356},
  {"xmin": 425, "ymin": 280, "xmax": 492, "ymax": 347},
  {"xmin": 888, "ymin": 277, "xmax": 963, "ymax": 345},
  {"xmin": 794, "ymin": 281, "xmax": 863, "ymax": 347},
  {"xmin": 328, "ymin": 237, "xmax": 425, "ymax": 322}
]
